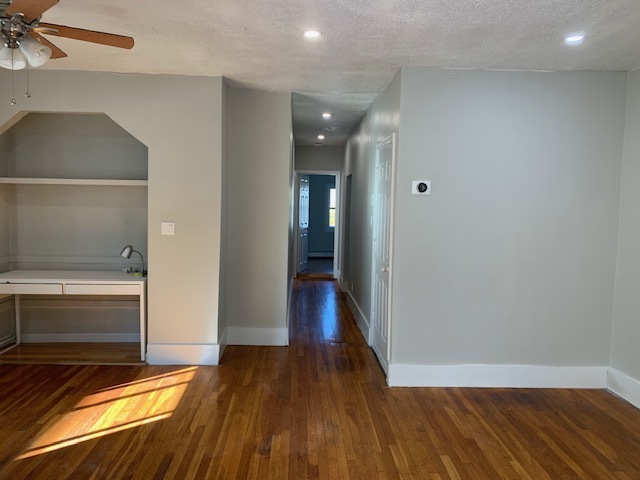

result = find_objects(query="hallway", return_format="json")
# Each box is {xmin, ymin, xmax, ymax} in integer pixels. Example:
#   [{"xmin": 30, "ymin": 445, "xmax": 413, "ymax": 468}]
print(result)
[{"xmin": 1, "ymin": 279, "xmax": 640, "ymax": 478}]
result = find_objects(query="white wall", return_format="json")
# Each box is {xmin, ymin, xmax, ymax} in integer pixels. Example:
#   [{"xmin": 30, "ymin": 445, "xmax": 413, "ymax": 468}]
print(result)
[
  {"xmin": 225, "ymin": 88, "xmax": 292, "ymax": 345},
  {"xmin": 611, "ymin": 70, "xmax": 640, "ymax": 383},
  {"xmin": 343, "ymin": 72, "xmax": 401, "ymax": 335},
  {"xmin": 0, "ymin": 70, "xmax": 225, "ymax": 364},
  {"xmin": 392, "ymin": 68, "xmax": 626, "ymax": 368},
  {"xmin": 295, "ymin": 146, "xmax": 344, "ymax": 171}
]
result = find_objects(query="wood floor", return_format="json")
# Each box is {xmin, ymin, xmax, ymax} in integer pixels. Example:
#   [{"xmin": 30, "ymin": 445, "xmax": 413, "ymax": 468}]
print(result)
[
  {"xmin": 0, "ymin": 342, "xmax": 143, "ymax": 365},
  {"xmin": 1, "ymin": 279, "xmax": 640, "ymax": 479}
]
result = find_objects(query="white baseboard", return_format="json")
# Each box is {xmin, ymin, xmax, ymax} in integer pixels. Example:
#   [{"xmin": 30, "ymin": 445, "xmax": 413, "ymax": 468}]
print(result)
[
  {"xmin": 346, "ymin": 292, "xmax": 369, "ymax": 343},
  {"xmin": 225, "ymin": 326, "xmax": 289, "ymax": 346},
  {"xmin": 387, "ymin": 364, "xmax": 608, "ymax": 388},
  {"xmin": 146, "ymin": 343, "xmax": 222, "ymax": 365},
  {"xmin": 608, "ymin": 367, "xmax": 640, "ymax": 409},
  {"xmin": 22, "ymin": 333, "xmax": 140, "ymax": 343}
]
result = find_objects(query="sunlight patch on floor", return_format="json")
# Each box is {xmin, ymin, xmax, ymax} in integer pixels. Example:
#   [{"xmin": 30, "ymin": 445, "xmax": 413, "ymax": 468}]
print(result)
[{"xmin": 16, "ymin": 367, "xmax": 198, "ymax": 459}]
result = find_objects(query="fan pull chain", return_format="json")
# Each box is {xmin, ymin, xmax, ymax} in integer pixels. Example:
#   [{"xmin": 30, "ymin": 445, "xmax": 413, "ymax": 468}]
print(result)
[
  {"xmin": 25, "ymin": 62, "xmax": 31, "ymax": 98},
  {"xmin": 10, "ymin": 49, "xmax": 17, "ymax": 106}
]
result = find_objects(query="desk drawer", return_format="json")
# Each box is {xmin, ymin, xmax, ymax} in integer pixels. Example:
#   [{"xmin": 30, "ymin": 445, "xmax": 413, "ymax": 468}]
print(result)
[
  {"xmin": 64, "ymin": 284, "xmax": 141, "ymax": 295},
  {"xmin": 0, "ymin": 283, "xmax": 63, "ymax": 295}
]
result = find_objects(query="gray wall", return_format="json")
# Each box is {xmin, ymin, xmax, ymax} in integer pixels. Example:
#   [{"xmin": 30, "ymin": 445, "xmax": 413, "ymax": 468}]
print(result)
[
  {"xmin": 308, "ymin": 175, "xmax": 335, "ymax": 255},
  {"xmin": 5, "ymin": 113, "xmax": 147, "ymax": 179},
  {"xmin": 0, "ymin": 189, "xmax": 8, "ymax": 271},
  {"xmin": 391, "ymin": 68, "xmax": 626, "ymax": 366},
  {"xmin": 0, "ymin": 296, "xmax": 12, "ymax": 341},
  {"xmin": 295, "ymin": 146, "xmax": 344, "ymax": 171},
  {"xmin": 0, "ymin": 124, "xmax": 9, "ymax": 324},
  {"xmin": 2, "ymin": 113, "xmax": 147, "ymax": 272},
  {"xmin": 611, "ymin": 70, "xmax": 640, "ymax": 380},
  {"xmin": 0, "ymin": 136, "xmax": 6, "ymax": 271},
  {"xmin": 343, "ymin": 72, "xmax": 401, "ymax": 321},
  {"xmin": 10, "ymin": 184, "xmax": 147, "ymax": 270},
  {"xmin": 218, "ymin": 81, "xmax": 230, "ymax": 340},
  {"xmin": 226, "ymin": 88, "xmax": 292, "ymax": 332},
  {"xmin": 0, "ymin": 70, "xmax": 226, "ymax": 357},
  {"xmin": 287, "ymin": 133, "xmax": 295, "ymax": 324}
]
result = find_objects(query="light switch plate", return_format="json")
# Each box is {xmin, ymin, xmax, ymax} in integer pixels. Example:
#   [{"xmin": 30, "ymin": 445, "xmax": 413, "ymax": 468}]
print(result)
[
  {"xmin": 412, "ymin": 180, "xmax": 431, "ymax": 195},
  {"xmin": 161, "ymin": 222, "xmax": 175, "ymax": 235}
]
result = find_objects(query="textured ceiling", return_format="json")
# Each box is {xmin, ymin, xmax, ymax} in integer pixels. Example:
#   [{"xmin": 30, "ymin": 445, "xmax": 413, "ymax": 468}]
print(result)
[{"xmin": 16, "ymin": 0, "xmax": 640, "ymax": 145}]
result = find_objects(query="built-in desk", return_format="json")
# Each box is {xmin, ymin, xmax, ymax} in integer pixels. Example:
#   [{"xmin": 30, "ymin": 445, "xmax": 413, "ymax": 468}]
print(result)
[{"xmin": 0, "ymin": 270, "xmax": 147, "ymax": 361}]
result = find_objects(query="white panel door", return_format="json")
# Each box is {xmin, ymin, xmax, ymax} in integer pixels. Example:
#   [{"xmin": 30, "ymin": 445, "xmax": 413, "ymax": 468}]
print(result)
[
  {"xmin": 297, "ymin": 175, "xmax": 310, "ymax": 273},
  {"xmin": 371, "ymin": 134, "xmax": 395, "ymax": 374}
]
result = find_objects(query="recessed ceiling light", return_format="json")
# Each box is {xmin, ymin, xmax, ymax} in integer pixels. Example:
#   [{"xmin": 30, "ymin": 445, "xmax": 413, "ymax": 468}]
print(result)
[
  {"xmin": 317, "ymin": 134, "xmax": 325, "ymax": 140},
  {"xmin": 564, "ymin": 33, "xmax": 585, "ymax": 45},
  {"xmin": 322, "ymin": 112, "xmax": 332, "ymax": 119},
  {"xmin": 304, "ymin": 30, "xmax": 321, "ymax": 40}
]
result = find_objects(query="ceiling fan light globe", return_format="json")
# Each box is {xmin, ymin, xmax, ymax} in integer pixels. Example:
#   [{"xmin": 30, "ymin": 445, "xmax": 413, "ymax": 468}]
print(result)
[
  {"xmin": 19, "ymin": 35, "xmax": 52, "ymax": 67},
  {"xmin": 0, "ymin": 45, "xmax": 27, "ymax": 70}
]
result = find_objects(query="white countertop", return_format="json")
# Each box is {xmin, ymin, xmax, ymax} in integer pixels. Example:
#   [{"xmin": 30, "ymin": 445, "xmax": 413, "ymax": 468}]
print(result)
[{"xmin": 0, "ymin": 270, "xmax": 146, "ymax": 284}]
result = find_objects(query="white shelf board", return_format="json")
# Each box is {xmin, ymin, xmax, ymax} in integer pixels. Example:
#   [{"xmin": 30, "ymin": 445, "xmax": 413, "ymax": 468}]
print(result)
[{"xmin": 0, "ymin": 177, "xmax": 148, "ymax": 186}]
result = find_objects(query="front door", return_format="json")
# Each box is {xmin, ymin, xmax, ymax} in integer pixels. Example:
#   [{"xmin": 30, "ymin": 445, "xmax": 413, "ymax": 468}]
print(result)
[
  {"xmin": 371, "ymin": 134, "xmax": 394, "ymax": 374},
  {"xmin": 297, "ymin": 175, "xmax": 310, "ymax": 273}
]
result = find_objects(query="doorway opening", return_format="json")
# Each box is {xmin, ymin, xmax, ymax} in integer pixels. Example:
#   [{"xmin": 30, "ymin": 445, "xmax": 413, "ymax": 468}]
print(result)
[{"xmin": 295, "ymin": 171, "xmax": 341, "ymax": 279}]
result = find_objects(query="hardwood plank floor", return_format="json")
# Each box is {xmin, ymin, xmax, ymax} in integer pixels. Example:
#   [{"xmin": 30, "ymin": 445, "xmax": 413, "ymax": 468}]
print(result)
[
  {"xmin": 1, "ymin": 279, "xmax": 639, "ymax": 479},
  {"xmin": 0, "ymin": 343, "xmax": 143, "ymax": 365}
]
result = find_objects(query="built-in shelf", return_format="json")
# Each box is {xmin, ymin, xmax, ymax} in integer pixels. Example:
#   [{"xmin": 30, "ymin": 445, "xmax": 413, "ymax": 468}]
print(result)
[{"xmin": 0, "ymin": 178, "xmax": 148, "ymax": 186}]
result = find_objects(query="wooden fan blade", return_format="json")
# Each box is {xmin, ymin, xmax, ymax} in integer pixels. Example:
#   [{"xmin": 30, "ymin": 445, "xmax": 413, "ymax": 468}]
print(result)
[
  {"xmin": 38, "ymin": 22, "xmax": 134, "ymax": 49},
  {"xmin": 6, "ymin": 0, "xmax": 59, "ymax": 22},
  {"xmin": 28, "ymin": 31, "xmax": 67, "ymax": 59}
]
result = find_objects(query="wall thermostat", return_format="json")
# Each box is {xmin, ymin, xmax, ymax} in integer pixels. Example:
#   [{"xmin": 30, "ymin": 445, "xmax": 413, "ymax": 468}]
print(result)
[{"xmin": 412, "ymin": 180, "xmax": 431, "ymax": 195}]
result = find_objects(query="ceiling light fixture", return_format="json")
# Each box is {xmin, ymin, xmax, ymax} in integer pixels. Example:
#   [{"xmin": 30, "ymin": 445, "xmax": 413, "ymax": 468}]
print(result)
[
  {"xmin": 317, "ymin": 134, "xmax": 325, "ymax": 140},
  {"xmin": 0, "ymin": 14, "xmax": 52, "ymax": 71},
  {"xmin": 322, "ymin": 112, "xmax": 332, "ymax": 119},
  {"xmin": 304, "ymin": 30, "xmax": 321, "ymax": 40},
  {"xmin": 564, "ymin": 33, "xmax": 585, "ymax": 45},
  {"xmin": 0, "ymin": 45, "xmax": 27, "ymax": 70},
  {"xmin": 0, "ymin": 11, "xmax": 52, "ymax": 105},
  {"xmin": 0, "ymin": 39, "xmax": 51, "ymax": 70},
  {"xmin": 0, "ymin": 5, "xmax": 133, "ymax": 105}
]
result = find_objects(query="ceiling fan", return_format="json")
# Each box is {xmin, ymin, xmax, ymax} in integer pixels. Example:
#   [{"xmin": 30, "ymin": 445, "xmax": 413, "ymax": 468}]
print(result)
[{"xmin": 0, "ymin": 0, "xmax": 134, "ymax": 70}]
